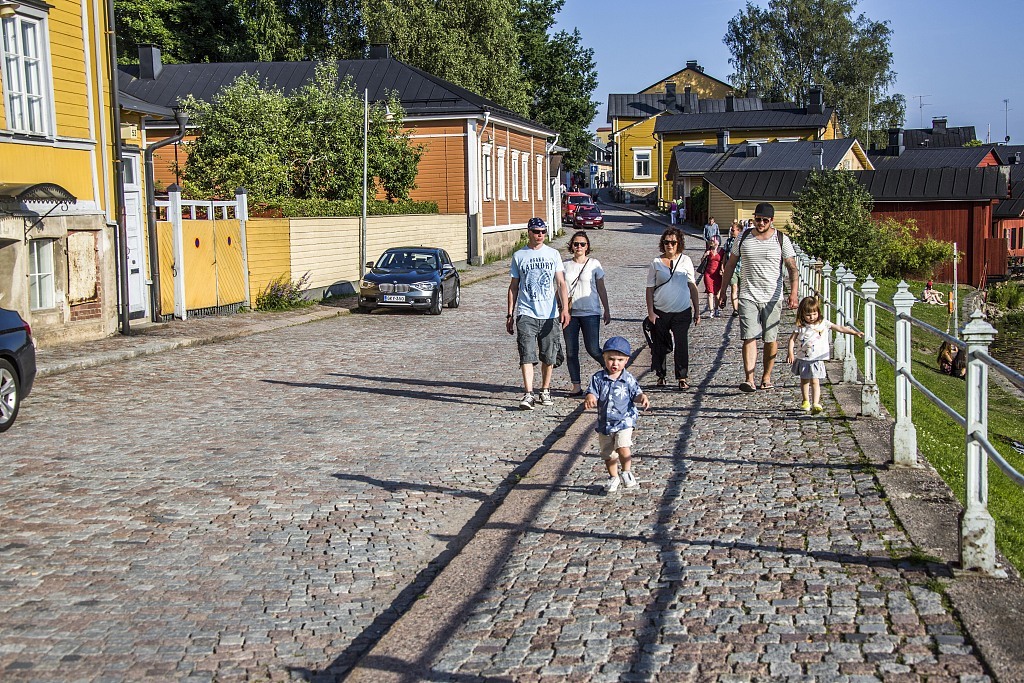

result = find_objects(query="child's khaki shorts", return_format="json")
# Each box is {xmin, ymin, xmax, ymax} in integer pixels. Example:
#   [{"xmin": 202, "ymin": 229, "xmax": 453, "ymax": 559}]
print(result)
[{"xmin": 598, "ymin": 428, "xmax": 633, "ymax": 458}]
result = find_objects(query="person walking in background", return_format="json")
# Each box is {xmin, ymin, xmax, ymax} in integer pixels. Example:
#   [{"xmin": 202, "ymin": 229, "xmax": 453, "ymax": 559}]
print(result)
[
  {"xmin": 723, "ymin": 221, "xmax": 742, "ymax": 316},
  {"xmin": 507, "ymin": 217, "xmax": 571, "ymax": 410},
  {"xmin": 584, "ymin": 336, "xmax": 650, "ymax": 493},
  {"xmin": 646, "ymin": 227, "xmax": 701, "ymax": 390},
  {"xmin": 702, "ymin": 239, "xmax": 725, "ymax": 317},
  {"xmin": 669, "ymin": 199, "xmax": 679, "ymax": 225},
  {"xmin": 703, "ymin": 217, "xmax": 720, "ymax": 246},
  {"xmin": 717, "ymin": 202, "xmax": 798, "ymax": 393},
  {"xmin": 563, "ymin": 231, "xmax": 612, "ymax": 397},
  {"xmin": 787, "ymin": 296, "xmax": 863, "ymax": 414}
]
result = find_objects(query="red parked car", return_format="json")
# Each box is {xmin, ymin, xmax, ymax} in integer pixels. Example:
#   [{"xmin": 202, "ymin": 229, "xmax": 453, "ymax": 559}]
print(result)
[
  {"xmin": 573, "ymin": 205, "xmax": 604, "ymax": 229},
  {"xmin": 561, "ymin": 192, "xmax": 594, "ymax": 224}
]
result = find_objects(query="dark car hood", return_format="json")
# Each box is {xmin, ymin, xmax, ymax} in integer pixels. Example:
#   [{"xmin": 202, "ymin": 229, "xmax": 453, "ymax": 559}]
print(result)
[{"xmin": 365, "ymin": 268, "xmax": 439, "ymax": 282}]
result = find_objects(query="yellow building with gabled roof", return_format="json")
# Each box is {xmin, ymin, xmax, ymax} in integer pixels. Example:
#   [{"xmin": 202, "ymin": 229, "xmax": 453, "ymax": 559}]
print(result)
[{"xmin": 0, "ymin": 0, "xmax": 126, "ymax": 344}]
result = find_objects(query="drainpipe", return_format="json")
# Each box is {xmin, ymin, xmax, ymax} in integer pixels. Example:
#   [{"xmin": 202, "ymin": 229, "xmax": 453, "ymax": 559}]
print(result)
[
  {"xmin": 144, "ymin": 108, "xmax": 189, "ymax": 321},
  {"xmin": 103, "ymin": 0, "xmax": 130, "ymax": 334}
]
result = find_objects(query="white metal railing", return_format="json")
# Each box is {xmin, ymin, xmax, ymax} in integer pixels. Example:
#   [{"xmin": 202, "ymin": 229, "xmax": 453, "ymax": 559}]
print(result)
[{"xmin": 792, "ymin": 245, "xmax": 1024, "ymax": 577}]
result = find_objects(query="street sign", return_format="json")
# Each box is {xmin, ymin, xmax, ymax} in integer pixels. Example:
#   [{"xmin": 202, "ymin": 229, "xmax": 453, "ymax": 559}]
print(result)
[{"xmin": 589, "ymin": 164, "xmax": 598, "ymax": 175}]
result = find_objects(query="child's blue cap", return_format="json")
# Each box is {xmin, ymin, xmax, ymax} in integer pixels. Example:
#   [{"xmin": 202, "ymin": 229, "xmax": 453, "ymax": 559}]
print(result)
[{"xmin": 602, "ymin": 336, "xmax": 631, "ymax": 356}]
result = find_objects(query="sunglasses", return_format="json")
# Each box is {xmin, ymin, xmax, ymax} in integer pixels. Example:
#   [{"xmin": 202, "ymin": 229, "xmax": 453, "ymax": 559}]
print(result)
[
  {"xmin": 753, "ymin": 216, "xmax": 771, "ymax": 224},
  {"xmin": 662, "ymin": 239, "xmax": 678, "ymax": 245},
  {"xmin": 529, "ymin": 229, "xmax": 546, "ymax": 234},
  {"xmin": 571, "ymin": 242, "xmax": 588, "ymax": 247}
]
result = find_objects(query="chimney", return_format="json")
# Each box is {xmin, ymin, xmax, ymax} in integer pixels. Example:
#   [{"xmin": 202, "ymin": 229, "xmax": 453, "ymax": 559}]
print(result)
[
  {"xmin": 746, "ymin": 86, "xmax": 758, "ymax": 99},
  {"xmin": 887, "ymin": 128, "xmax": 905, "ymax": 156},
  {"xmin": 686, "ymin": 60, "xmax": 703, "ymax": 73},
  {"xmin": 1014, "ymin": 151, "xmax": 1021, "ymax": 164},
  {"xmin": 932, "ymin": 116, "xmax": 947, "ymax": 134},
  {"xmin": 746, "ymin": 142, "xmax": 760, "ymax": 158},
  {"xmin": 665, "ymin": 82, "xmax": 677, "ymax": 109},
  {"xmin": 682, "ymin": 85, "xmax": 694, "ymax": 113},
  {"xmin": 716, "ymin": 130, "xmax": 730, "ymax": 153},
  {"xmin": 725, "ymin": 93, "xmax": 735, "ymax": 112},
  {"xmin": 369, "ymin": 43, "xmax": 391, "ymax": 59},
  {"xmin": 812, "ymin": 143, "xmax": 824, "ymax": 170},
  {"xmin": 807, "ymin": 85, "xmax": 824, "ymax": 115},
  {"xmin": 138, "ymin": 44, "xmax": 162, "ymax": 80}
]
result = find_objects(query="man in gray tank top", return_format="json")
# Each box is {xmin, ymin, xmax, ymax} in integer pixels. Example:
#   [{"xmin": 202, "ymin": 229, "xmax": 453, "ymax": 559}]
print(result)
[{"xmin": 717, "ymin": 202, "xmax": 799, "ymax": 393}]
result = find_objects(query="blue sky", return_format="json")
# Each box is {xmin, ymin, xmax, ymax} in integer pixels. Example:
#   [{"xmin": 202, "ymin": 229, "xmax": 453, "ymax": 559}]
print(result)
[{"xmin": 556, "ymin": 0, "xmax": 1024, "ymax": 143}]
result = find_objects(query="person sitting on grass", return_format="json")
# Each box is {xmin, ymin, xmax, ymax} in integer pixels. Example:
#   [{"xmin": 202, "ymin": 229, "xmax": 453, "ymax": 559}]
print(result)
[{"xmin": 923, "ymin": 280, "xmax": 945, "ymax": 305}]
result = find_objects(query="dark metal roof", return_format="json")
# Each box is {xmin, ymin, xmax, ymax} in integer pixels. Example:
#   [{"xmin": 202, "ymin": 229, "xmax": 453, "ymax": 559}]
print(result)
[
  {"xmin": 119, "ymin": 57, "xmax": 554, "ymax": 133},
  {"xmin": 902, "ymin": 125, "xmax": 977, "ymax": 148},
  {"xmin": 607, "ymin": 92, "xmax": 808, "ymax": 122},
  {"xmin": 606, "ymin": 93, "xmax": 684, "ymax": 120},
  {"xmin": 705, "ymin": 167, "xmax": 1008, "ymax": 203},
  {"xmin": 996, "ymin": 145, "xmax": 1024, "ymax": 182},
  {"xmin": 866, "ymin": 146, "xmax": 998, "ymax": 169},
  {"xmin": 671, "ymin": 139, "xmax": 857, "ymax": 174},
  {"xmin": 654, "ymin": 108, "xmax": 833, "ymax": 133},
  {"xmin": 119, "ymin": 92, "xmax": 175, "ymax": 117},
  {"xmin": 994, "ymin": 180, "xmax": 1024, "ymax": 218}
]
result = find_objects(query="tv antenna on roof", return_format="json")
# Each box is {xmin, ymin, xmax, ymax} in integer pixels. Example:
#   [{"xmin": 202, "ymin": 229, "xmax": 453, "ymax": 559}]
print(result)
[
  {"xmin": 911, "ymin": 95, "xmax": 932, "ymax": 128},
  {"xmin": 1004, "ymin": 98, "xmax": 1012, "ymax": 143}
]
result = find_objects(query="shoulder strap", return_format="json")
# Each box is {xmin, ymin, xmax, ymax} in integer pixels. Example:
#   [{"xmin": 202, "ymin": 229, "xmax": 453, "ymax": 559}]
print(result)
[
  {"xmin": 568, "ymin": 259, "xmax": 590, "ymax": 295},
  {"xmin": 652, "ymin": 256, "xmax": 680, "ymax": 291}
]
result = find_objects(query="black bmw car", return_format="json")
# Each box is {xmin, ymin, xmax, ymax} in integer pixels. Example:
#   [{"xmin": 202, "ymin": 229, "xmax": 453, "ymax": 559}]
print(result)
[
  {"xmin": 358, "ymin": 247, "xmax": 461, "ymax": 314},
  {"xmin": 0, "ymin": 306, "xmax": 36, "ymax": 433}
]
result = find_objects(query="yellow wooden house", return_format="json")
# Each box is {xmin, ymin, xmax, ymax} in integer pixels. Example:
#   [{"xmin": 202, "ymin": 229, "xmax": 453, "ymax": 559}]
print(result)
[{"xmin": 0, "ymin": 0, "xmax": 123, "ymax": 345}]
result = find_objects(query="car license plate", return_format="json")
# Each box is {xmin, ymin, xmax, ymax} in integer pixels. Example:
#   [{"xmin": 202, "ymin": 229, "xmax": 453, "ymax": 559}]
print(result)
[{"xmin": 383, "ymin": 294, "xmax": 406, "ymax": 302}]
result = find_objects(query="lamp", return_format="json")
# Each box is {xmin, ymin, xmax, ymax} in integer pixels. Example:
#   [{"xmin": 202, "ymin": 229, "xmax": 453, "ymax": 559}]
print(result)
[{"xmin": 0, "ymin": 2, "xmax": 19, "ymax": 18}]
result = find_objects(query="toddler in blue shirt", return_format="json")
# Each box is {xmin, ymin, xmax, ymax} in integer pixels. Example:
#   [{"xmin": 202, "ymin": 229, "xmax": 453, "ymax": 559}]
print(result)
[{"xmin": 585, "ymin": 336, "xmax": 650, "ymax": 493}]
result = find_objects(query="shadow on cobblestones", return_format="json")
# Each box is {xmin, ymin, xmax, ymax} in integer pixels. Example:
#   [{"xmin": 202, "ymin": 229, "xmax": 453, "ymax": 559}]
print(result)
[
  {"xmin": 329, "ymin": 372, "xmax": 522, "ymax": 394},
  {"xmin": 261, "ymin": 378, "xmax": 489, "ymax": 408},
  {"xmin": 290, "ymin": 406, "xmax": 588, "ymax": 681},
  {"xmin": 332, "ymin": 474, "xmax": 491, "ymax": 502}
]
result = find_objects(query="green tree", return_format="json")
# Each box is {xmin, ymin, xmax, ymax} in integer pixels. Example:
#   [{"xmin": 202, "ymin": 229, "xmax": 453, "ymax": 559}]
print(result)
[
  {"xmin": 363, "ymin": 0, "xmax": 531, "ymax": 114},
  {"xmin": 791, "ymin": 170, "xmax": 874, "ymax": 269},
  {"xmin": 724, "ymin": 0, "xmax": 905, "ymax": 144},
  {"xmin": 517, "ymin": 0, "xmax": 599, "ymax": 172}
]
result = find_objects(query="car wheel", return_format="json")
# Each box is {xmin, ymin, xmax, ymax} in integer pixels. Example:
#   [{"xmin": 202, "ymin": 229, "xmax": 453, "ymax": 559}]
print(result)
[
  {"xmin": 0, "ymin": 358, "xmax": 21, "ymax": 433},
  {"xmin": 429, "ymin": 291, "xmax": 443, "ymax": 315},
  {"xmin": 447, "ymin": 282, "xmax": 461, "ymax": 308}
]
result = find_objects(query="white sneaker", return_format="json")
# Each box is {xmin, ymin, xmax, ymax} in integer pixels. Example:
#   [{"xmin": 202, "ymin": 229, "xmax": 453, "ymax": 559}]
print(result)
[
  {"xmin": 519, "ymin": 393, "xmax": 536, "ymax": 410},
  {"xmin": 604, "ymin": 476, "xmax": 620, "ymax": 494},
  {"xmin": 621, "ymin": 471, "xmax": 639, "ymax": 489},
  {"xmin": 538, "ymin": 389, "xmax": 553, "ymax": 406}
]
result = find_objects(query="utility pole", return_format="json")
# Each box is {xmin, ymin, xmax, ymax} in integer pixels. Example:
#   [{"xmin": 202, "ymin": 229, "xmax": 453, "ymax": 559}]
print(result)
[
  {"xmin": 910, "ymin": 95, "xmax": 932, "ymax": 128},
  {"xmin": 1004, "ymin": 99, "xmax": 1012, "ymax": 143}
]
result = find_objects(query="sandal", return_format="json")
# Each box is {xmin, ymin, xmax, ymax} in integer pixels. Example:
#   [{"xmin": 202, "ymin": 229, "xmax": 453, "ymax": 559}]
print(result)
[
  {"xmin": 677, "ymin": 378, "xmax": 689, "ymax": 390},
  {"xmin": 739, "ymin": 381, "xmax": 757, "ymax": 393},
  {"xmin": 759, "ymin": 382, "xmax": 775, "ymax": 391},
  {"xmin": 656, "ymin": 376, "xmax": 667, "ymax": 388}
]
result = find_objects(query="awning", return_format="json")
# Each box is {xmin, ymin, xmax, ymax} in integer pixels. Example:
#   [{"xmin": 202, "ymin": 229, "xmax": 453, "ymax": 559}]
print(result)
[{"xmin": 0, "ymin": 183, "xmax": 78, "ymax": 204}]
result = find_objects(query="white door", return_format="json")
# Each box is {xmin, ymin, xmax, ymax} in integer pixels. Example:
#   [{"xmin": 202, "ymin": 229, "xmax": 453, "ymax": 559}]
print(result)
[{"xmin": 122, "ymin": 154, "xmax": 148, "ymax": 319}]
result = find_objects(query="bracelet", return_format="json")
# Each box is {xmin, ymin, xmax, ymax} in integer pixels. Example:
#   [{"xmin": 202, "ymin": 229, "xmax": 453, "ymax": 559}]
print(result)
[{"xmin": 506, "ymin": 314, "xmax": 513, "ymax": 319}]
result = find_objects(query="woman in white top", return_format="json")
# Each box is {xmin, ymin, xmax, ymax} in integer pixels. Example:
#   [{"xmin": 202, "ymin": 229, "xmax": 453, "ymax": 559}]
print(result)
[
  {"xmin": 563, "ymin": 231, "xmax": 612, "ymax": 396},
  {"xmin": 646, "ymin": 227, "xmax": 701, "ymax": 389}
]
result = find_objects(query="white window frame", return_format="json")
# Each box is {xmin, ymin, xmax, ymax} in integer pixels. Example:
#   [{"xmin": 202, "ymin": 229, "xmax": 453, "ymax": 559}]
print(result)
[
  {"xmin": 28, "ymin": 238, "xmax": 55, "ymax": 310},
  {"xmin": 482, "ymin": 144, "xmax": 493, "ymax": 201},
  {"xmin": 682, "ymin": 140, "xmax": 707, "ymax": 147},
  {"xmin": 776, "ymin": 137, "xmax": 801, "ymax": 143},
  {"xmin": 496, "ymin": 147, "xmax": 506, "ymax": 201},
  {"xmin": 1, "ymin": 9, "xmax": 52, "ymax": 136},
  {"xmin": 535, "ymin": 155, "xmax": 544, "ymax": 201},
  {"xmin": 633, "ymin": 148, "xmax": 652, "ymax": 179},
  {"xmin": 511, "ymin": 151, "xmax": 520, "ymax": 201},
  {"xmin": 747, "ymin": 138, "xmax": 770, "ymax": 145},
  {"xmin": 521, "ymin": 154, "xmax": 529, "ymax": 201}
]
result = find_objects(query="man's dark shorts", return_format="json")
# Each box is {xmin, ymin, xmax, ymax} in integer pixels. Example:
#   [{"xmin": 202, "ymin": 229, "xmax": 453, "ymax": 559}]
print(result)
[{"xmin": 516, "ymin": 315, "xmax": 564, "ymax": 366}]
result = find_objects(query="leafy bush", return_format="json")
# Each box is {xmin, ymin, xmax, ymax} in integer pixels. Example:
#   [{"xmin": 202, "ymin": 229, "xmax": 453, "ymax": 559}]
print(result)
[
  {"xmin": 254, "ymin": 198, "xmax": 439, "ymax": 218},
  {"xmin": 865, "ymin": 217, "xmax": 955, "ymax": 278},
  {"xmin": 255, "ymin": 272, "xmax": 314, "ymax": 311},
  {"xmin": 989, "ymin": 282, "xmax": 1024, "ymax": 310},
  {"xmin": 689, "ymin": 185, "xmax": 707, "ymax": 217}
]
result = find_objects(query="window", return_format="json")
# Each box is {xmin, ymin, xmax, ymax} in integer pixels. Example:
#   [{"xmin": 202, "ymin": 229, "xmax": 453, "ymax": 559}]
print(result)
[
  {"xmin": 482, "ymin": 145, "xmax": 493, "ymax": 201},
  {"xmin": 511, "ymin": 152, "xmax": 520, "ymax": 201},
  {"xmin": 535, "ymin": 156, "xmax": 544, "ymax": 201},
  {"xmin": 29, "ymin": 238, "xmax": 55, "ymax": 310},
  {"xmin": 633, "ymin": 149, "xmax": 651, "ymax": 178},
  {"xmin": 2, "ymin": 13, "xmax": 49, "ymax": 135},
  {"xmin": 521, "ymin": 155, "xmax": 529, "ymax": 201},
  {"xmin": 497, "ymin": 147, "xmax": 506, "ymax": 200}
]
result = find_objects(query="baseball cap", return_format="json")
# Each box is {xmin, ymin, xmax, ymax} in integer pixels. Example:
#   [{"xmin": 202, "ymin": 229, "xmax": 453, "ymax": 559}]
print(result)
[
  {"xmin": 602, "ymin": 336, "xmax": 631, "ymax": 357},
  {"xmin": 753, "ymin": 202, "xmax": 775, "ymax": 218}
]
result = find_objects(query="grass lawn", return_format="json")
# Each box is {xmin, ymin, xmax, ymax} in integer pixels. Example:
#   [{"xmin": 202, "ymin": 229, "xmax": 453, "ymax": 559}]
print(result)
[{"xmin": 846, "ymin": 277, "xmax": 1024, "ymax": 573}]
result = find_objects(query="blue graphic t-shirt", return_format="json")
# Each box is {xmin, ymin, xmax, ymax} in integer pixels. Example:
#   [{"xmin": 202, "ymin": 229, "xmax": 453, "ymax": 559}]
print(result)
[
  {"xmin": 510, "ymin": 244, "xmax": 564, "ymax": 319},
  {"xmin": 587, "ymin": 369, "xmax": 644, "ymax": 435}
]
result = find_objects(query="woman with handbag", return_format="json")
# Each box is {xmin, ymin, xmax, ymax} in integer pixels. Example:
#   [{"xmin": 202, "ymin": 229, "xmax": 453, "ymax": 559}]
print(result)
[
  {"xmin": 701, "ymin": 239, "xmax": 725, "ymax": 317},
  {"xmin": 645, "ymin": 227, "xmax": 701, "ymax": 390},
  {"xmin": 563, "ymin": 231, "xmax": 612, "ymax": 396}
]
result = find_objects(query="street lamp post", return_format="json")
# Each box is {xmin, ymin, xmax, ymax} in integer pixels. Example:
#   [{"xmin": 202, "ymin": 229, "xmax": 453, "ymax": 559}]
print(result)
[{"xmin": 361, "ymin": 88, "xmax": 368, "ymax": 279}]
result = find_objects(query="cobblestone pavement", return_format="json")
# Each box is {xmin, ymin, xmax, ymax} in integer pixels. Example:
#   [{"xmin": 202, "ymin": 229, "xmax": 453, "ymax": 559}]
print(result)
[
  {"xmin": 2, "ymin": 209, "xmax": 991, "ymax": 682},
  {"xmin": 0, "ymin": 212, "xmax": 655, "ymax": 681}
]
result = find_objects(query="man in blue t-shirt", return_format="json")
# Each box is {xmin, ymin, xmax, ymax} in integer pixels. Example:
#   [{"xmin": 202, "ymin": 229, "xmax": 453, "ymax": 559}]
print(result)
[{"xmin": 507, "ymin": 218, "xmax": 571, "ymax": 410}]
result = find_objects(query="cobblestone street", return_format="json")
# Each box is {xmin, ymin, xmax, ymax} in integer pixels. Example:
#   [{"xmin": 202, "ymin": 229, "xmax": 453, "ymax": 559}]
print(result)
[{"xmin": 1, "ymin": 208, "xmax": 993, "ymax": 681}]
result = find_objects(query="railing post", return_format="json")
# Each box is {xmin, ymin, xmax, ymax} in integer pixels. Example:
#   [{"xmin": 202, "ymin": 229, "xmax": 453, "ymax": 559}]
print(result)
[
  {"xmin": 796, "ymin": 248, "xmax": 808, "ymax": 298},
  {"xmin": 168, "ymin": 184, "xmax": 187, "ymax": 321},
  {"xmin": 842, "ymin": 269, "xmax": 858, "ymax": 383},
  {"xmin": 812, "ymin": 258, "xmax": 823, "ymax": 299},
  {"xmin": 235, "ymin": 188, "xmax": 251, "ymax": 309},
  {"xmin": 860, "ymin": 276, "xmax": 880, "ymax": 417},
  {"xmin": 821, "ymin": 262, "xmax": 834, "ymax": 353},
  {"xmin": 960, "ymin": 309, "xmax": 1002, "ymax": 575},
  {"xmin": 834, "ymin": 264, "xmax": 847, "ymax": 361},
  {"xmin": 892, "ymin": 281, "xmax": 918, "ymax": 466}
]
